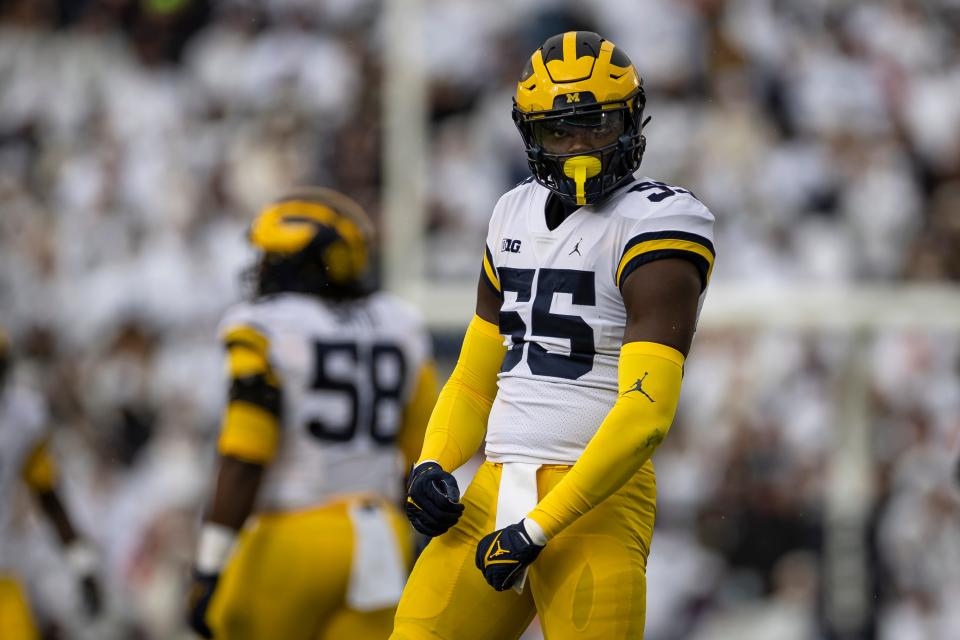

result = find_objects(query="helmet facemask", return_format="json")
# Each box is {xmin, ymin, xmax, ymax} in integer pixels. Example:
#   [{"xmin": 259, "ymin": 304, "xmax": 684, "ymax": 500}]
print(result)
[{"xmin": 514, "ymin": 96, "xmax": 646, "ymax": 206}]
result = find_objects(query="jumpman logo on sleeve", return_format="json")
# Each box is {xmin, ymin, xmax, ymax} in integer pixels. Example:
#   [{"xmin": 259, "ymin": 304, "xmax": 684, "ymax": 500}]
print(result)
[{"xmin": 621, "ymin": 372, "xmax": 655, "ymax": 402}]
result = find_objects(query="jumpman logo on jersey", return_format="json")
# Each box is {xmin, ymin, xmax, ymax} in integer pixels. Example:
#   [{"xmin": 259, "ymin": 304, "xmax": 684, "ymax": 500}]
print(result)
[
  {"xmin": 621, "ymin": 372, "xmax": 655, "ymax": 402},
  {"xmin": 569, "ymin": 238, "xmax": 583, "ymax": 256}
]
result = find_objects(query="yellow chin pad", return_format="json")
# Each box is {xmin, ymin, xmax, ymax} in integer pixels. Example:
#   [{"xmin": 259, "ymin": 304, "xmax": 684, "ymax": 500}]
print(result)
[{"xmin": 562, "ymin": 156, "xmax": 602, "ymax": 205}]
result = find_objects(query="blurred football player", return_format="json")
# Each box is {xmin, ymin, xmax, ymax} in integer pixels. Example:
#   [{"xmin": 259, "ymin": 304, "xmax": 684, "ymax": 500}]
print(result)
[
  {"xmin": 0, "ymin": 327, "xmax": 102, "ymax": 639},
  {"xmin": 393, "ymin": 32, "xmax": 715, "ymax": 639},
  {"xmin": 185, "ymin": 188, "xmax": 437, "ymax": 639}
]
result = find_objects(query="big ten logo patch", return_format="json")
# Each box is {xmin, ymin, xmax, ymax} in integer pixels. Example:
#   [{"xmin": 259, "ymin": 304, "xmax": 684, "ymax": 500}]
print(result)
[{"xmin": 501, "ymin": 238, "xmax": 522, "ymax": 253}]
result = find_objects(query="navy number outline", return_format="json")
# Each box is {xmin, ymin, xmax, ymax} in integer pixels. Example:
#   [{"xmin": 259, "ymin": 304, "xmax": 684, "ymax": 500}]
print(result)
[{"xmin": 628, "ymin": 180, "xmax": 694, "ymax": 203}]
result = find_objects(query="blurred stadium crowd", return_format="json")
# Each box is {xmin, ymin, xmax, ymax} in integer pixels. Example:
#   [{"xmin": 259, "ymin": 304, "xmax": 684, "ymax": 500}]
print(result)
[{"xmin": 1, "ymin": 0, "xmax": 959, "ymax": 638}]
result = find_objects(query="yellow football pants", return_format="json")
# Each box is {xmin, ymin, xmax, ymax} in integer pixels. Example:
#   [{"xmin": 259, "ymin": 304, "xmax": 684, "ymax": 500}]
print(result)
[
  {"xmin": 209, "ymin": 498, "xmax": 414, "ymax": 640},
  {"xmin": 391, "ymin": 460, "xmax": 657, "ymax": 640},
  {"xmin": 0, "ymin": 575, "xmax": 39, "ymax": 640}
]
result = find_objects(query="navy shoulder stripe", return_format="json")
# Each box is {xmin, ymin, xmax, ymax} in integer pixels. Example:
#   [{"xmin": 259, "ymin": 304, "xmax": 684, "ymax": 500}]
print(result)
[{"xmin": 621, "ymin": 230, "xmax": 715, "ymax": 259}]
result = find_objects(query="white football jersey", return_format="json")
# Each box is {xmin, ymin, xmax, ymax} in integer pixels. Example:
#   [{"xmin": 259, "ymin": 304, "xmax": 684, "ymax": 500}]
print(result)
[
  {"xmin": 0, "ymin": 386, "xmax": 49, "ymax": 567},
  {"xmin": 483, "ymin": 176, "xmax": 715, "ymax": 465},
  {"xmin": 218, "ymin": 292, "xmax": 432, "ymax": 512}
]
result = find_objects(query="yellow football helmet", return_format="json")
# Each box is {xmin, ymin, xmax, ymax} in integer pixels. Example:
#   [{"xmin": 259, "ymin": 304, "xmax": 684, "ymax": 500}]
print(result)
[
  {"xmin": 513, "ymin": 31, "xmax": 647, "ymax": 206},
  {"xmin": 249, "ymin": 187, "xmax": 376, "ymax": 299}
]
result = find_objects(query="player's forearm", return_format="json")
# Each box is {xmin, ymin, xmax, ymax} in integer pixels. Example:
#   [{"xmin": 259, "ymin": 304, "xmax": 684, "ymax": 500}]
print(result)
[
  {"xmin": 35, "ymin": 486, "xmax": 100, "ymax": 613},
  {"xmin": 418, "ymin": 315, "xmax": 505, "ymax": 472},
  {"xmin": 24, "ymin": 441, "xmax": 75, "ymax": 545},
  {"xmin": 194, "ymin": 456, "xmax": 263, "ymax": 576},
  {"xmin": 34, "ymin": 488, "xmax": 78, "ymax": 546},
  {"xmin": 205, "ymin": 455, "xmax": 264, "ymax": 530},
  {"xmin": 420, "ymin": 380, "xmax": 491, "ymax": 472},
  {"xmin": 527, "ymin": 341, "xmax": 684, "ymax": 540}
]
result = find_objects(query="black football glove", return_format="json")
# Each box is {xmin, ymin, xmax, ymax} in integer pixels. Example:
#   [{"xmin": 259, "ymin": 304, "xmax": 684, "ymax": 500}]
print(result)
[
  {"xmin": 79, "ymin": 574, "xmax": 102, "ymax": 617},
  {"xmin": 475, "ymin": 520, "xmax": 544, "ymax": 591},
  {"xmin": 404, "ymin": 462, "xmax": 464, "ymax": 537},
  {"xmin": 185, "ymin": 569, "xmax": 219, "ymax": 638},
  {"xmin": 64, "ymin": 541, "xmax": 102, "ymax": 618}
]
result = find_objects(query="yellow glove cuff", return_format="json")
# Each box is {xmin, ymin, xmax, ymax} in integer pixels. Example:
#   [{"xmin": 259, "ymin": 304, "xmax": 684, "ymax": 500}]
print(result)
[{"xmin": 22, "ymin": 440, "xmax": 58, "ymax": 492}]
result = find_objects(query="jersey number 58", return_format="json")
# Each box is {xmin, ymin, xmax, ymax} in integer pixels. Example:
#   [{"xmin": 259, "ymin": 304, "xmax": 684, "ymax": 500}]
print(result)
[{"xmin": 304, "ymin": 342, "xmax": 407, "ymax": 445}]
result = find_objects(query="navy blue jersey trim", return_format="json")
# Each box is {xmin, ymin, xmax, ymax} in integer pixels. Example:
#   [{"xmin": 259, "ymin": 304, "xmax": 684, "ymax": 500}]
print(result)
[
  {"xmin": 620, "ymin": 230, "xmax": 715, "ymax": 262},
  {"xmin": 618, "ymin": 250, "xmax": 711, "ymax": 293}
]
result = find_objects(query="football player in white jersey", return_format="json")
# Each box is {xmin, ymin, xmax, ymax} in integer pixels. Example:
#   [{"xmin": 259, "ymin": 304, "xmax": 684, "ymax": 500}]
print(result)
[
  {"xmin": 0, "ymin": 328, "xmax": 102, "ymax": 639},
  {"xmin": 185, "ymin": 188, "xmax": 437, "ymax": 639},
  {"xmin": 393, "ymin": 32, "xmax": 715, "ymax": 639}
]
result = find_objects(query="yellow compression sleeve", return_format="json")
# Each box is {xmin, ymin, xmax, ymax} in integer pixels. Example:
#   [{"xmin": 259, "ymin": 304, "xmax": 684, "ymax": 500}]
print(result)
[
  {"xmin": 397, "ymin": 362, "xmax": 440, "ymax": 471},
  {"xmin": 217, "ymin": 325, "xmax": 282, "ymax": 465},
  {"xmin": 22, "ymin": 440, "xmax": 58, "ymax": 492},
  {"xmin": 527, "ymin": 341, "xmax": 684, "ymax": 539},
  {"xmin": 218, "ymin": 402, "xmax": 280, "ymax": 464},
  {"xmin": 417, "ymin": 315, "xmax": 506, "ymax": 472}
]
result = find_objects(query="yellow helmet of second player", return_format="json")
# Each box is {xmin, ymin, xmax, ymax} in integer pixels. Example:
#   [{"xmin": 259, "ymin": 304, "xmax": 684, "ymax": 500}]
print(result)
[
  {"xmin": 249, "ymin": 187, "xmax": 376, "ymax": 299},
  {"xmin": 513, "ymin": 31, "xmax": 647, "ymax": 206}
]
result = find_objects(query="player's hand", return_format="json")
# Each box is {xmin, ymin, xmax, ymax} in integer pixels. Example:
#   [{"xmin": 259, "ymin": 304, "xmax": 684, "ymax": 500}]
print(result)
[
  {"xmin": 65, "ymin": 540, "xmax": 102, "ymax": 617},
  {"xmin": 185, "ymin": 569, "xmax": 219, "ymax": 638},
  {"xmin": 79, "ymin": 574, "xmax": 102, "ymax": 617},
  {"xmin": 475, "ymin": 520, "xmax": 544, "ymax": 591},
  {"xmin": 404, "ymin": 461, "xmax": 464, "ymax": 537}
]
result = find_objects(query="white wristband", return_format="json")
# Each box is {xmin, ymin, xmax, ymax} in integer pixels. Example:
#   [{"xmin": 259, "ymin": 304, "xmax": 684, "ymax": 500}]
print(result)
[
  {"xmin": 65, "ymin": 540, "xmax": 99, "ymax": 576},
  {"xmin": 522, "ymin": 518, "xmax": 548, "ymax": 546},
  {"xmin": 195, "ymin": 523, "xmax": 237, "ymax": 574}
]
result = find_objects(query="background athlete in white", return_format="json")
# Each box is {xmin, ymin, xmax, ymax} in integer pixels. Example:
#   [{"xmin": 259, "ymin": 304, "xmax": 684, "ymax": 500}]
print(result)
[
  {"xmin": 0, "ymin": 329, "xmax": 102, "ymax": 639},
  {"xmin": 185, "ymin": 188, "xmax": 436, "ymax": 640}
]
